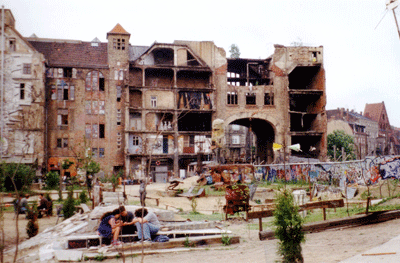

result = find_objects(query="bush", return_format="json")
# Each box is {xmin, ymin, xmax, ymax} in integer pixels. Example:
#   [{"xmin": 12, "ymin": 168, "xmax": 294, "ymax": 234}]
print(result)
[
  {"xmin": 79, "ymin": 190, "xmax": 89, "ymax": 204},
  {"xmin": 273, "ymin": 189, "xmax": 305, "ymax": 263},
  {"xmin": 26, "ymin": 204, "xmax": 39, "ymax": 238},
  {"xmin": 0, "ymin": 162, "xmax": 35, "ymax": 192},
  {"xmin": 63, "ymin": 187, "xmax": 76, "ymax": 219},
  {"xmin": 44, "ymin": 171, "xmax": 59, "ymax": 190}
]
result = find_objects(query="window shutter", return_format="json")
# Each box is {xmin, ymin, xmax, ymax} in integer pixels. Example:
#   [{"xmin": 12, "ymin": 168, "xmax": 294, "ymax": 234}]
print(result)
[{"xmin": 70, "ymin": 86, "xmax": 75, "ymax": 100}]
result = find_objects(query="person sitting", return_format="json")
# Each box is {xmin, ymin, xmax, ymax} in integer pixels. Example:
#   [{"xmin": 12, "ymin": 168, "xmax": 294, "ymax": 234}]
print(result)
[
  {"xmin": 119, "ymin": 206, "xmax": 137, "ymax": 236},
  {"xmin": 97, "ymin": 207, "xmax": 124, "ymax": 246},
  {"xmin": 37, "ymin": 194, "xmax": 49, "ymax": 218},
  {"xmin": 132, "ymin": 208, "xmax": 160, "ymax": 242},
  {"xmin": 13, "ymin": 195, "xmax": 29, "ymax": 218}
]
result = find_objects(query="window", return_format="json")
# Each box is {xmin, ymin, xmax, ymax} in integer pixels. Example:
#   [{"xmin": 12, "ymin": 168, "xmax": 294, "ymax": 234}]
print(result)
[
  {"xmin": 85, "ymin": 71, "xmax": 104, "ymax": 91},
  {"xmin": 264, "ymin": 93, "xmax": 274, "ymax": 105},
  {"xmin": 20, "ymin": 84, "xmax": 25, "ymax": 100},
  {"xmin": 9, "ymin": 39, "xmax": 16, "ymax": 51},
  {"xmin": 58, "ymin": 114, "xmax": 68, "ymax": 126},
  {"xmin": 56, "ymin": 138, "xmax": 68, "ymax": 148},
  {"xmin": 227, "ymin": 91, "xmax": 238, "ymax": 105},
  {"xmin": 232, "ymin": 135, "xmax": 240, "ymax": 145},
  {"xmin": 99, "ymin": 124, "xmax": 105, "ymax": 138},
  {"xmin": 246, "ymin": 93, "xmax": 256, "ymax": 105},
  {"xmin": 63, "ymin": 67, "xmax": 72, "ymax": 78},
  {"xmin": 232, "ymin": 124, "xmax": 240, "ymax": 131},
  {"xmin": 23, "ymin": 64, "xmax": 31, "ymax": 75},
  {"xmin": 99, "ymin": 148, "xmax": 105, "ymax": 158},
  {"xmin": 92, "ymin": 148, "xmax": 98, "ymax": 158},
  {"xmin": 117, "ymin": 109, "xmax": 122, "ymax": 125},
  {"xmin": 85, "ymin": 124, "xmax": 91, "ymax": 138},
  {"xmin": 113, "ymin": 38, "xmax": 125, "ymax": 50},
  {"xmin": 117, "ymin": 86, "xmax": 121, "ymax": 102},
  {"xmin": 151, "ymin": 96, "xmax": 157, "ymax": 108},
  {"xmin": 63, "ymin": 86, "xmax": 69, "ymax": 100},
  {"xmin": 133, "ymin": 136, "xmax": 140, "ymax": 146}
]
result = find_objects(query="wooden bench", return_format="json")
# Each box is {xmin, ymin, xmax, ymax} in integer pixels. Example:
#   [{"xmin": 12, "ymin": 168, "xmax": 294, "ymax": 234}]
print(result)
[{"xmin": 247, "ymin": 199, "xmax": 345, "ymax": 231}]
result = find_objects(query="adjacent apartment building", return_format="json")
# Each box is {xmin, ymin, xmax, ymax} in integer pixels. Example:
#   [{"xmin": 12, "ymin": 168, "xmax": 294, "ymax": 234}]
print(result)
[{"xmin": 1, "ymin": 9, "xmax": 327, "ymax": 181}]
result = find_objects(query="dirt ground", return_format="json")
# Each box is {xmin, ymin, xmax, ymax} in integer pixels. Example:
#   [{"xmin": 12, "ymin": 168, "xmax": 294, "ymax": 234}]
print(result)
[{"xmin": 3, "ymin": 179, "xmax": 400, "ymax": 262}]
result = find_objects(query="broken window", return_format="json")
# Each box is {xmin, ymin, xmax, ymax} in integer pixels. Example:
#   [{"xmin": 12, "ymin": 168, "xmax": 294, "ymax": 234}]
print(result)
[
  {"xmin": 57, "ymin": 138, "xmax": 62, "ymax": 148},
  {"xmin": 99, "ymin": 124, "xmax": 105, "ymax": 138},
  {"xmin": 20, "ymin": 83, "xmax": 25, "ymax": 100},
  {"xmin": 86, "ymin": 71, "xmax": 104, "ymax": 91},
  {"xmin": 85, "ymin": 101, "xmax": 92, "ymax": 114},
  {"xmin": 92, "ymin": 124, "xmax": 98, "ymax": 138},
  {"xmin": 99, "ymin": 101, "xmax": 105, "ymax": 114},
  {"xmin": 92, "ymin": 148, "xmax": 98, "ymax": 158},
  {"xmin": 246, "ymin": 93, "xmax": 256, "ymax": 105},
  {"xmin": 63, "ymin": 86, "xmax": 69, "ymax": 100},
  {"xmin": 99, "ymin": 78, "xmax": 105, "ymax": 91},
  {"xmin": 117, "ymin": 109, "xmax": 122, "ymax": 125},
  {"xmin": 63, "ymin": 67, "xmax": 73, "ymax": 78},
  {"xmin": 117, "ymin": 86, "xmax": 122, "ymax": 102},
  {"xmin": 57, "ymin": 114, "xmax": 68, "ymax": 126},
  {"xmin": 151, "ymin": 96, "xmax": 157, "ymax": 108},
  {"xmin": 23, "ymin": 64, "xmax": 31, "ymax": 75},
  {"xmin": 9, "ymin": 38, "xmax": 16, "ymax": 51},
  {"xmin": 264, "ymin": 92, "xmax": 274, "ymax": 105},
  {"xmin": 227, "ymin": 91, "xmax": 238, "ymax": 105},
  {"xmin": 132, "ymin": 136, "xmax": 140, "ymax": 146},
  {"xmin": 99, "ymin": 148, "xmax": 105, "ymax": 158},
  {"xmin": 85, "ymin": 124, "xmax": 91, "ymax": 138},
  {"xmin": 56, "ymin": 138, "xmax": 69, "ymax": 148}
]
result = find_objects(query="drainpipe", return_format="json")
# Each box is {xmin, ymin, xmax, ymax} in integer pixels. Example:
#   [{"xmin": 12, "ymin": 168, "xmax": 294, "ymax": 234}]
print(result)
[{"xmin": 1, "ymin": 6, "xmax": 4, "ymax": 159}]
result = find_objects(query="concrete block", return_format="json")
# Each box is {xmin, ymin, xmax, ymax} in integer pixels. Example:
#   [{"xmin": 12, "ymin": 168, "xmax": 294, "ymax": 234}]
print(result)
[{"xmin": 54, "ymin": 250, "xmax": 83, "ymax": 262}]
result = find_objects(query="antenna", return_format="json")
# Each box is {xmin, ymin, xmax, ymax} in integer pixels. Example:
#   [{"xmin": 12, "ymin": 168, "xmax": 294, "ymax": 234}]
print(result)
[{"xmin": 377, "ymin": 0, "xmax": 400, "ymax": 40}]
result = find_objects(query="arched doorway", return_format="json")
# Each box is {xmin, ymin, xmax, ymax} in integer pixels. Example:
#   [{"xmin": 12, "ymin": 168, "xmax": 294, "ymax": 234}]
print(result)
[{"xmin": 227, "ymin": 118, "xmax": 275, "ymax": 164}]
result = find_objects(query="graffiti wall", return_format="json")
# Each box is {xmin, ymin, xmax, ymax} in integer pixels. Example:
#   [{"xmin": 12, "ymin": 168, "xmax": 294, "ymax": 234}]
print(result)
[{"xmin": 254, "ymin": 156, "xmax": 400, "ymax": 185}]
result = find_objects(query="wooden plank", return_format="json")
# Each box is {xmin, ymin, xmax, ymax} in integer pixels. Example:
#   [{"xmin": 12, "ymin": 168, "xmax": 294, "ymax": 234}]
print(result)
[
  {"xmin": 259, "ymin": 209, "xmax": 400, "ymax": 240},
  {"xmin": 247, "ymin": 210, "xmax": 274, "ymax": 219},
  {"xmin": 362, "ymin": 252, "xmax": 396, "ymax": 256},
  {"xmin": 299, "ymin": 199, "xmax": 344, "ymax": 210}
]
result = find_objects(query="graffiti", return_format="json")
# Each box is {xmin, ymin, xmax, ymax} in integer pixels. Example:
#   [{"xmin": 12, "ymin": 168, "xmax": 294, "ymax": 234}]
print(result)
[{"xmin": 254, "ymin": 155, "xmax": 400, "ymax": 185}]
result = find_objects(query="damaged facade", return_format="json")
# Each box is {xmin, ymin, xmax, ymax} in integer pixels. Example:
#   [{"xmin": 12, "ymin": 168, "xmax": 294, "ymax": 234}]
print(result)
[
  {"xmin": 0, "ymin": 10, "xmax": 46, "ymax": 167},
  {"xmin": 1, "ymin": 9, "xmax": 327, "ymax": 181}
]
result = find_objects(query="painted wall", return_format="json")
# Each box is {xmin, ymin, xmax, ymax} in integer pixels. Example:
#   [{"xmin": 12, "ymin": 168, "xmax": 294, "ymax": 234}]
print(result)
[{"xmin": 254, "ymin": 156, "xmax": 400, "ymax": 185}]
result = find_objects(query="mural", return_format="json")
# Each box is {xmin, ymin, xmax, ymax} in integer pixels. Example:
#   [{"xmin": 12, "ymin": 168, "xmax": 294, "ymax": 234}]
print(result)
[{"xmin": 254, "ymin": 156, "xmax": 400, "ymax": 185}]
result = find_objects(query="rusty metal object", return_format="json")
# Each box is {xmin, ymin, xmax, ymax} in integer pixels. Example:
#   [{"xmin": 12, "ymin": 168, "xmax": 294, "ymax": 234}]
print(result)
[{"xmin": 224, "ymin": 184, "xmax": 250, "ymax": 219}]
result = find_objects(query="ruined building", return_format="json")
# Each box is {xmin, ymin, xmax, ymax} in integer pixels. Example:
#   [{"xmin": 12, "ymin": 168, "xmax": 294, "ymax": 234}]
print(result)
[
  {"xmin": 0, "ymin": 10, "xmax": 46, "ymax": 167},
  {"xmin": 1, "ymin": 9, "xmax": 327, "ymax": 181}
]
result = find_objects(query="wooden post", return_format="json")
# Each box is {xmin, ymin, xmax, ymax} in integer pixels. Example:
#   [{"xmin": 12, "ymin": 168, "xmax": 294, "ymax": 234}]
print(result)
[
  {"xmin": 323, "ymin": 207, "xmax": 326, "ymax": 220},
  {"xmin": 259, "ymin": 217, "xmax": 263, "ymax": 232}
]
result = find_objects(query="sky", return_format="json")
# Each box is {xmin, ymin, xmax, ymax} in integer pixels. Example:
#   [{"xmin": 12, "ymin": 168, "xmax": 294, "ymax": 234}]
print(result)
[{"xmin": 3, "ymin": 0, "xmax": 400, "ymax": 126}]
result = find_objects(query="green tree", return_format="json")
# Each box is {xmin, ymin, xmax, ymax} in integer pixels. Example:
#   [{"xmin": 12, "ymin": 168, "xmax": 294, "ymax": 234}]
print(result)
[
  {"xmin": 327, "ymin": 130, "xmax": 356, "ymax": 161},
  {"xmin": 273, "ymin": 189, "xmax": 305, "ymax": 263},
  {"xmin": 44, "ymin": 171, "xmax": 59, "ymax": 190},
  {"xmin": 229, "ymin": 44, "xmax": 240, "ymax": 58},
  {"xmin": 0, "ymin": 162, "xmax": 35, "ymax": 192}
]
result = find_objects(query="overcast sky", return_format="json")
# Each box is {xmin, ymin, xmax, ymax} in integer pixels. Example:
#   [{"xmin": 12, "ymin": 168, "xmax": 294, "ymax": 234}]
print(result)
[{"xmin": 3, "ymin": 0, "xmax": 400, "ymax": 126}]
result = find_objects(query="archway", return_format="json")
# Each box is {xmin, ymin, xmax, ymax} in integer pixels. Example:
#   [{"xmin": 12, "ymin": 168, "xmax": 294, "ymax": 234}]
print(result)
[{"xmin": 228, "ymin": 118, "xmax": 275, "ymax": 164}]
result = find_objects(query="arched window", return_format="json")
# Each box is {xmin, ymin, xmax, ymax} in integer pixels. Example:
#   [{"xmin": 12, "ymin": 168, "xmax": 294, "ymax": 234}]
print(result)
[{"xmin": 86, "ymin": 71, "xmax": 105, "ymax": 91}]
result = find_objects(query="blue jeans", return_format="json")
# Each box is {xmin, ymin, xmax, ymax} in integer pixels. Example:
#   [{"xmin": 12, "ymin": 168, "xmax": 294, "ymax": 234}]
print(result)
[{"xmin": 135, "ymin": 222, "xmax": 159, "ymax": 241}]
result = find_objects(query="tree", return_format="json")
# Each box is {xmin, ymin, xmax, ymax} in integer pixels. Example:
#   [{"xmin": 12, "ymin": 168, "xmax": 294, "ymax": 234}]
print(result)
[
  {"xmin": 327, "ymin": 130, "xmax": 356, "ymax": 161},
  {"xmin": 273, "ymin": 189, "xmax": 305, "ymax": 263},
  {"xmin": 0, "ymin": 163, "xmax": 35, "ymax": 192},
  {"xmin": 229, "ymin": 44, "xmax": 241, "ymax": 58}
]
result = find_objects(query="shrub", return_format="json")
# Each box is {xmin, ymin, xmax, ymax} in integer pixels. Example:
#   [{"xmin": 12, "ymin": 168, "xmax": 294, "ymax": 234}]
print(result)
[
  {"xmin": 44, "ymin": 171, "xmax": 60, "ymax": 190},
  {"xmin": 79, "ymin": 190, "xmax": 89, "ymax": 204},
  {"xmin": 26, "ymin": 204, "xmax": 39, "ymax": 238},
  {"xmin": 63, "ymin": 187, "xmax": 76, "ymax": 219},
  {"xmin": 273, "ymin": 189, "xmax": 305, "ymax": 263}
]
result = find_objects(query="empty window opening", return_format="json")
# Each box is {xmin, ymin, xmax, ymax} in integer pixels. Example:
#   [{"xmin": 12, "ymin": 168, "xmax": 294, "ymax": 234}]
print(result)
[
  {"xmin": 20, "ymin": 83, "xmax": 25, "ymax": 100},
  {"xmin": 23, "ymin": 64, "xmax": 31, "ymax": 74},
  {"xmin": 92, "ymin": 148, "xmax": 98, "ymax": 158},
  {"xmin": 99, "ymin": 124, "xmax": 105, "ymax": 138},
  {"xmin": 227, "ymin": 91, "xmax": 238, "ymax": 105},
  {"xmin": 153, "ymin": 48, "xmax": 174, "ymax": 65},
  {"xmin": 59, "ymin": 114, "xmax": 68, "ymax": 126},
  {"xmin": 99, "ymin": 77, "xmax": 105, "ymax": 91},
  {"xmin": 264, "ymin": 93, "xmax": 274, "ymax": 105},
  {"xmin": 246, "ymin": 93, "xmax": 256, "ymax": 105},
  {"xmin": 151, "ymin": 96, "xmax": 157, "ymax": 108},
  {"xmin": 117, "ymin": 109, "xmax": 122, "ymax": 125},
  {"xmin": 133, "ymin": 136, "xmax": 140, "ymax": 146},
  {"xmin": 187, "ymin": 51, "xmax": 200, "ymax": 66},
  {"xmin": 63, "ymin": 87, "xmax": 69, "ymax": 100},
  {"xmin": 9, "ymin": 38, "xmax": 16, "ymax": 51},
  {"xmin": 63, "ymin": 67, "xmax": 73, "ymax": 78},
  {"xmin": 56, "ymin": 138, "xmax": 68, "ymax": 148}
]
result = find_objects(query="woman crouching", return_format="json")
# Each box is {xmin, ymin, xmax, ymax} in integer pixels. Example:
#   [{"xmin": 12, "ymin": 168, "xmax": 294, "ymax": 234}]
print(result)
[{"xmin": 97, "ymin": 206, "xmax": 125, "ymax": 246}]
